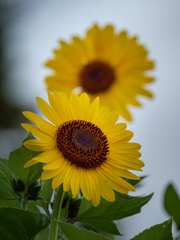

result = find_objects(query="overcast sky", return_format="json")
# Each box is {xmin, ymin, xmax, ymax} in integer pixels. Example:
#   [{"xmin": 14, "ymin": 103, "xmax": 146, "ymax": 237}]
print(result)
[{"xmin": 2, "ymin": 0, "xmax": 180, "ymax": 239}]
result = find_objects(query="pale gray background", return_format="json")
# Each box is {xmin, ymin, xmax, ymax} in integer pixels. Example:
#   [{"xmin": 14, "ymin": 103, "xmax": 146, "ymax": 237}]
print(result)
[{"xmin": 1, "ymin": 0, "xmax": 180, "ymax": 239}]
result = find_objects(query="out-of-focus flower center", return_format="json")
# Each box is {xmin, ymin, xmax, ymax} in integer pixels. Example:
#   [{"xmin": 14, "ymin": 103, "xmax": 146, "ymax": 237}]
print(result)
[
  {"xmin": 79, "ymin": 61, "xmax": 115, "ymax": 93},
  {"xmin": 56, "ymin": 120, "xmax": 109, "ymax": 169}
]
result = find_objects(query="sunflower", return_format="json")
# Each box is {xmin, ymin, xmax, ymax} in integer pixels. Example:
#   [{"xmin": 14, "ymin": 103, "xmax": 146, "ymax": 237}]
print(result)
[
  {"xmin": 22, "ymin": 92, "xmax": 144, "ymax": 206},
  {"xmin": 45, "ymin": 24, "xmax": 154, "ymax": 121}
]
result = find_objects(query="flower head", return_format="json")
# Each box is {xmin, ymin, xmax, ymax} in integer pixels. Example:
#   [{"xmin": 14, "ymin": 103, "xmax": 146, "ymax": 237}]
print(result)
[
  {"xmin": 45, "ymin": 24, "xmax": 154, "ymax": 121},
  {"xmin": 22, "ymin": 92, "xmax": 144, "ymax": 206}
]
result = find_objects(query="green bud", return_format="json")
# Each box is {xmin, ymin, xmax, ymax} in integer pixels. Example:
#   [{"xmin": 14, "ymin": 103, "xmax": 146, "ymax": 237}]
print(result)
[
  {"xmin": 28, "ymin": 181, "xmax": 38, "ymax": 191},
  {"xmin": 16, "ymin": 178, "xmax": 25, "ymax": 191},
  {"xmin": 28, "ymin": 182, "xmax": 42, "ymax": 201},
  {"xmin": 29, "ymin": 185, "xmax": 42, "ymax": 197},
  {"xmin": 11, "ymin": 177, "xmax": 25, "ymax": 196}
]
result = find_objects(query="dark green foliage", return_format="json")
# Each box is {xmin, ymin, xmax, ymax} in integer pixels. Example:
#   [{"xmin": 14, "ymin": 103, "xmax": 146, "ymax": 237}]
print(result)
[
  {"xmin": 11, "ymin": 177, "xmax": 25, "ymax": 196},
  {"xmin": 0, "ymin": 207, "xmax": 50, "ymax": 240},
  {"xmin": 0, "ymin": 158, "xmax": 16, "ymax": 200},
  {"xmin": 76, "ymin": 193, "xmax": 153, "ymax": 221},
  {"xmin": 164, "ymin": 183, "xmax": 180, "ymax": 229},
  {"xmin": 130, "ymin": 218, "xmax": 173, "ymax": 240},
  {"xmin": 0, "ymin": 134, "xmax": 174, "ymax": 240},
  {"xmin": 74, "ymin": 192, "xmax": 153, "ymax": 236},
  {"xmin": 8, "ymin": 132, "xmax": 43, "ymax": 189},
  {"xmin": 58, "ymin": 222, "xmax": 110, "ymax": 240}
]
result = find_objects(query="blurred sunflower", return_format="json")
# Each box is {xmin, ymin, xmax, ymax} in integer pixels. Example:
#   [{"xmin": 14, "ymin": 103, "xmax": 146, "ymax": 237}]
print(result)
[
  {"xmin": 45, "ymin": 24, "xmax": 154, "ymax": 121},
  {"xmin": 22, "ymin": 92, "xmax": 144, "ymax": 206}
]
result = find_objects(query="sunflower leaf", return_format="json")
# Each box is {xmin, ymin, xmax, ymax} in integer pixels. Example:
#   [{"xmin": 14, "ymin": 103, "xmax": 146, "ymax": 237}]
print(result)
[
  {"xmin": 130, "ymin": 218, "xmax": 173, "ymax": 240},
  {"xmin": 76, "ymin": 192, "xmax": 153, "ymax": 222},
  {"xmin": 0, "ymin": 199, "xmax": 43, "ymax": 212},
  {"xmin": 36, "ymin": 179, "xmax": 53, "ymax": 216},
  {"xmin": 8, "ymin": 132, "xmax": 43, "ymax": 188},
  {"xmin": 79, "ymin": 219, "xmax": 121, "ymax": 235},
  {"xmin": 0, "ymin": 180, "xmax": 15, "ymax": 200},
  {"xmin": 0, "ymin": 158, "xmax": 13, "ymax": 185},
  {"xmin": 34, "ymin": 228, "xmax": 49, "ymax": 240},
  {"xmin": 27, "ymin": 201, "xmax": 42, "ymax": 213},
  {"xmin": 164, "ymin": 183, "xmax": 180, "ymax": 228},
  {"xmin": 0, "ymin": 158, "xmax": 16, "ymax": 200},
  {"xmin": 127, "ymin": 175, "xmax": 147, "ymax": 187},
  {"xmin": 40, "ymin": 179, "xmax": 53, "ymax": 203},
  {"xmin": 58, "ymin": 222, "xmax": 109, "ymax": 240},
  {"xmin": 0, "ymin": 207, "xmax": 50, "ymax": 240}
]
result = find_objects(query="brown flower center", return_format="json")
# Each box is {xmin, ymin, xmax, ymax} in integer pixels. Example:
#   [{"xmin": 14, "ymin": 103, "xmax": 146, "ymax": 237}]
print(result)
[
  {"xmin": 79, "ymin": 61, "xmax": 115, "ymax": 93},
  {"xmin": 56, "ymin": 120, "xmax": 109, "ymax": 169}
]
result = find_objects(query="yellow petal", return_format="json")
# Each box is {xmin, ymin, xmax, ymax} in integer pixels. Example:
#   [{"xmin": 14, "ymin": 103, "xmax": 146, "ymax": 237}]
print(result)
[
  {"xmin": 106, "ymin": 123, "xmax": 127, "ymax": 142},
  {"xmin": 21, "ymin": 123, "xmax": 53, "ymax": 140},
  {"xmin": 100, "ymin": 111, "xmax": 119, "ymax": 133},
  {"xmin": 52, "ymin": 161, "xmax": 71, "ymax": 189},
  {"xmin": 24, "ymin": 159, "xmax": 39, "ymax": 168},
  {"xmin": 95, "ymin": 107, "xmax": 110, "ymax": 127},
  {"xmin": 89, "ymin": 170, "xmax": 101, "ymax": 206},
  {"xmin": 70, "ymin": 167, "xmax": 80, "ymax": 198},
  {"xmin": 69, "ymin": 93, "xmax": 79, "ymax": 119},
  {"xmin": 36, "ymin": 97, "xmax": 62, "ymax": 126},
  {"xmin": 41, "ymin": 168, "xmax": 62, "ymax": 180},
  {"xmin": 95, "ymin": 168, "xmax": 115, "ymax": 202},
  {"xmin": 80, "ymin": 169, "xmax": 93, "ymax": 201},
  {"xmin": 72, "ymin": 36, "xmax": 87, "ymax": 62},
  {"xmin": 109, "ymin": 130, "xmax": 134, "ymax": 144},
  {"xmin": 63, "ymin": 165, "xmax": 76, "ymax": 192},
  {"xmin": 53, "ymin": 92, "xmax": 72, "ymax": 122},
  {"xmin": 99, "ymin": 166, "xmax": 134, "ymax": 192},
  {"xmin": 86, "ymin": 96, "xmax": 99, "ymax": 123},
  {"xmin": 78, "ymin": 93, "xmax": 90, "ymax": 120},
  {"xmin": 32, "ymin": 149, "xmax": 62, "ymax": 163},
  {"xmin": 22, "ymin": 111, "xmax": 56, "ymax": 137},
  {"xmin": 43, "ymin": 158, "xmax": 64, "ymax": 170},
  {"xmin": 102, "ymin": 163, "xmax": 140, "ymax": 180},
  {"xmin": 108, "ymin": 157, "xmax": 144, "ymax": 171},
  {"xmin": 23, "ymin": 139, "xmax": 56, "ymax": 152}
]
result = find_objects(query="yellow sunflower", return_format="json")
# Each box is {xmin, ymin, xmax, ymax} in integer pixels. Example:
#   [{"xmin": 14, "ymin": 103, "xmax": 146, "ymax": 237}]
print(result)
[
  {"xmin": 45, "ymin": 24, "xmax": 154, "ymax": 121},
  {"xmin": 22, "ymin": 92, "xmax": 144, "ymax": 206}
]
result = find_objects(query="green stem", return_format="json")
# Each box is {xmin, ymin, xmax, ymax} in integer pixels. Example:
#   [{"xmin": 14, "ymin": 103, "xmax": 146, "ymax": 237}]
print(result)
[
  {"xmin": 48, "ymin": 184, "xmax": 64, "ymax": 240},
  {"xmin": 20, "ymin": 186, "xmax": 28, "ymax": 210}
]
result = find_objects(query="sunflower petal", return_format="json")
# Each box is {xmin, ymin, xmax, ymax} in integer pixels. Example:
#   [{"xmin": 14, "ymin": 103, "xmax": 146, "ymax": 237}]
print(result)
[
  {"xmin": 23, "ymin": 139, "xmax": 56, "ymax": 151},
  {"xmin": 24, "ymin": 159, "xmax": 39, "ymax": 168},
  {"xmin": 86, "ymin": 96, "xmax": 99, "ymax": 122},
  {"xmin": 71, "ymin": 167, "xmax": 80, "ymax": 198},
  {"xmin": 22, "ymin": 111, "xmax": 56, "ymax": 137}
]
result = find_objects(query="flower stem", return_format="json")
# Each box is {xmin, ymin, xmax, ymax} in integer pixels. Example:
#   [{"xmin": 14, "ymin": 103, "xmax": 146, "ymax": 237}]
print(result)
[
  {"xmin": 48, "ymin": 184, "xmax": 64, "ymax": 240},
  {"xmin": 20, "ymin": 187, "xmax": 28, "ymax": 210}
]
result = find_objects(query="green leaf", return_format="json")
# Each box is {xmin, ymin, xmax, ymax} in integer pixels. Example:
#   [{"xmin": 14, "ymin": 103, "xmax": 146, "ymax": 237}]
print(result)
[
  {"xmin": 34, "ymin": 228, "xmax": 49, "ymax": 240},
  {"xmin": 0, "ymin": 199, "xmax": 42, "ymax": 212},
  {"xmin": 8, "ymin": 132, "xmax": 43, "ymax": 188},
  {"xmin": 0, "ymin": 207, "xmax": 50, "ymax": 240},
  {"xmin": 58, "ymin": 222, "xmax": 109, "ymax": 240},
  {"xmin": 0, "ymin": 158, "xmax": 16, "ymax": 200},
  {"xmin": 0, "ymin": 158, "xmax": 13, "ymax": 185},
  {"xmin": 76, "ymin": 193, "xmax": 153, "ymax": 222},
  {"xmin": 164, "ymin": 183, "xmax": 180, "ymax": 228},
  {"xmin": 40, "ymin": 179, "xmax": 53, "ymax": 203},
  {"xmin": 36, "ymin": 179, "xmax": 53, "ymax": 216},
  {"xmin": 127, "ymin": 175, "xmax": 147, "ymax": 187},
  {"xmin": 130, "ymin": 218, "xmax": 173, "ymax": 240},
  {"xmin": 0, "ymin": 180, "xmax": 15, "ymax": 200},
  {"xmin": 80, "ymin": 219, "xmax": 121, "ymax": 235},
  {"xmin": 27, "ymin": 201, "xmax": 41, "ymax": 213},
  {"xmin": 67, "ymin": 198, "xmax": 81, "ymax": 220},
  {"xmin": 0, "ymin": 199, "xmax": 20, "ymax": 208}
]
